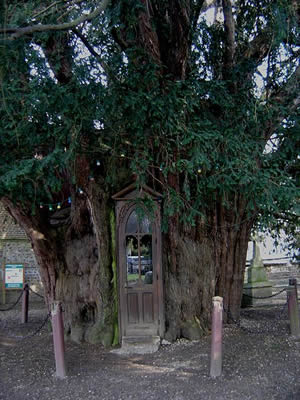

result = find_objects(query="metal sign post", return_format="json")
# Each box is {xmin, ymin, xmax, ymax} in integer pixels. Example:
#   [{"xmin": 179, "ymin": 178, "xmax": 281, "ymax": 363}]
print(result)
[{"xmin": 1, "ymin": 264, "xmax": 5, "ymax": 305}]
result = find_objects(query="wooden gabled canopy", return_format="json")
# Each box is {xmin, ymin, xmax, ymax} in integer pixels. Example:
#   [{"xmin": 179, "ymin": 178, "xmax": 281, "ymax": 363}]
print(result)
[{"xmin": 112, "ymin": 182, "xmax": 162, "ymax": 201}]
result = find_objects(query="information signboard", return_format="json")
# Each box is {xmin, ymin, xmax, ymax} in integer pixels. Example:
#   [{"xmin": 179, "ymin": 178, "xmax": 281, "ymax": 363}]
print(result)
[{"xmin": 5, "ymin": 264, "xmax": 24, "ymax": 289}]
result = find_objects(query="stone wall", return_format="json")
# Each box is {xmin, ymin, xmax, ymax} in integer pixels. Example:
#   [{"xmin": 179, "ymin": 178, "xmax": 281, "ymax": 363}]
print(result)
[
  {"xmin": 0, "ymin": 203, "xmax": 43, "ymax": 304},
  {"xmin": 2, "ymin": 241, "xmax": 41, "ymax": 285},
  {"xmin": 265, "ymin": 261, "xmax": 300, "ymax": 304}
]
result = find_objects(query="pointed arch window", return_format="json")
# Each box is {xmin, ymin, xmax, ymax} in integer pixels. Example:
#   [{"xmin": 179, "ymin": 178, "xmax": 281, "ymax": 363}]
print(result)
[{"xmin": 125, "ymin": 210, "xmax": 153, "ymax": 285}]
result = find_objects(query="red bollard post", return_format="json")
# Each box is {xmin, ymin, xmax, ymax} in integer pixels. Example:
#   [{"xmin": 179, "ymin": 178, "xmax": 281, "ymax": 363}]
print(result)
[
  {"xmin": 287, "ymin": 278, "xmax": 300, "ymax": 339},
  {"xmin": 210, "ymin": 296, "xmax": 223, "ymax": 378},
  {"xmin": 21, "ymin": 284, "xmax": 29, "ymax": 324},
  {"xmin": 51, "ymin": 301, "xmax": 67, "ymax": 378}
]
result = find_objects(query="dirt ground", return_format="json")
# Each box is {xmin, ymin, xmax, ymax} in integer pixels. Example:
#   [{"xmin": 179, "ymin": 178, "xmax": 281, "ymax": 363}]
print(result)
[{"xmin": 0, "ymin": 302, "xmax": 300, "ymax": 400}]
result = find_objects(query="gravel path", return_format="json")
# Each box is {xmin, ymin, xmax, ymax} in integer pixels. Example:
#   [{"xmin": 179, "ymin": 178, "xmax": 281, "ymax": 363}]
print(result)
[{"xmin": 0, "ymin": 304, "xmax": 299, "ymax": 400}]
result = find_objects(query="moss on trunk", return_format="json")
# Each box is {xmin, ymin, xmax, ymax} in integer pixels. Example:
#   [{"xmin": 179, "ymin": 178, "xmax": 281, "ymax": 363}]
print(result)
[{"xmin": 110, "ymin": 209, "xmax": 119, "ymax": 346}]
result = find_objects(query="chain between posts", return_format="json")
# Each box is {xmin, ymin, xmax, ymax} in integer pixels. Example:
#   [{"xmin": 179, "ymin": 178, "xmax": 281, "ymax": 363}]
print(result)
[
  {"xmin": 223, "ymin": 303, "xmax": 289, "ymax": 334},
  {"xmin": 0, "ymin": 285, "xmax": 48, "ymax": 341},
  {"xmin": 28, "ymin": 287, "xmax": 44, "ymax": 299},
  {"xmin": 242, "ymin": 287, "xmax": 287, "ymax": 300},
  {"xmin": 0, "ymin": 285, "xmax": 44, "ymax": 312},
  {"xmin": 223, "ymin": 286, "xmax": 290, "ymax": 334},
  {"xmin": 0, "ymin": 288, "xmax": 24, "ymax": 311},
  {"xmin": 1, "ymin": 312, "xmax": 51, "ymax": 342}
]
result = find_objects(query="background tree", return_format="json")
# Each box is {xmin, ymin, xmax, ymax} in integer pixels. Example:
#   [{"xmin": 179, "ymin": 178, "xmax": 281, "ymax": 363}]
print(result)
[{"xmin": 0, "ymin": 0, "xmax": 299, "ymax": 344}]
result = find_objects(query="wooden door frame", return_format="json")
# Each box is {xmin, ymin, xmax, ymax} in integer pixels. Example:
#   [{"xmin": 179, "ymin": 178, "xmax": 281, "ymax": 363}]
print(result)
[{"xmin": 114, "ymin": 193, "xmax": 164, "ymax": 342}]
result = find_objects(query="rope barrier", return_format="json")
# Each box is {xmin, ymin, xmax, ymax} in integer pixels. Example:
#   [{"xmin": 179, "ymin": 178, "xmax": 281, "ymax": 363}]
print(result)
[
  {"xmin": 1, "ymin": 313, "xmax": 51, "ymax": 343},
  {"xmin": 0, "ymin": 289, "xmax": 24, "ymax": 312},
  {"xmin": 0, "ymin": 286, "xmax": 44, "ymax": 313},
  {"xmin": 0, "ymin": 286, "xmax": 49, "ymax": 343},
  {"xmin": 242, "ymin": 287, "xmax": 287, "ymax": 300},
  {"xmin": 28, "ymin": 287, "xmax": 44, "ymax": 299},
  {"xmin": 223, "ymin": 301, "xmax": 289, "ymax": 334},
  {"xmin": 17, "ymin": 312, "xmax": 51, "ymax": 341}
]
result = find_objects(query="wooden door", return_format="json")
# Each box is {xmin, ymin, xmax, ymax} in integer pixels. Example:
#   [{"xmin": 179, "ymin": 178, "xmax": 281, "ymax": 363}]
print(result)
[{"xmin": 118, "ymin": 205, "xmax": 162, "ymax": 338}]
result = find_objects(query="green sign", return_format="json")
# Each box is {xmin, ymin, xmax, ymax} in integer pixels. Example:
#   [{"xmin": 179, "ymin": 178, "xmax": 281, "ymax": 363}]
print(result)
[{"xmin": 5, "ymin": 264, "xmax": 24, "ymax": 289}]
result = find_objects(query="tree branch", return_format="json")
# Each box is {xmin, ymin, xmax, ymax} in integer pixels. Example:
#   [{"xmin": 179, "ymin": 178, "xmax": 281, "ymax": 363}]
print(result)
[
  {"xmin": 222, "ymin": 0, "xmax": 235, "ymax": 74},
  {"xmin": 242, "ymin": 30, "xmax": 271, "ymax": 64},
  {"xmin": 72, "ymin": 28, "xmax": 112, "ymax": 78},
  {"xmin": 42, "ymin": 33, "xmax": 73, "ymax": 84},
  {"xmin": 158, "ymin": 0, "xmax": 191, "ymax": 79},
  {"xmin": 32, "ymin": 1, "xmax": 64, "ymax": 20},
  {"xmin": 240, "ymin": 0, "xmax": 299, "ymax": 67},
  {"xmin": 263, "ymin": 65, "xmax": 300, "ymax": 141},
  {"xmin": 137, "ymin": 0, "xmax": 161, "ymax": 65},
  {"xmin": 191, "ymin": 0, "xmax": 206, "ymax": 33},
  {"xmin": 0, "ymin": 0, "xmax": 111, "ymax": 39}
]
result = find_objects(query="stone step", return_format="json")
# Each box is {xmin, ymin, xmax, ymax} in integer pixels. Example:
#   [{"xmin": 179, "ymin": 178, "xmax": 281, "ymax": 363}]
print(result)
[{"xmin": 112, "ymin": 335, "xmax": 160, "ymax": 355}]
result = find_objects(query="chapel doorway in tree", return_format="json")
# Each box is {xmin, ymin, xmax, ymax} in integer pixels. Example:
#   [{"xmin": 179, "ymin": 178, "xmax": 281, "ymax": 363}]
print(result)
[{"xmin": 112, "ymin": 183, "xmax": 164, "ymax": 345}]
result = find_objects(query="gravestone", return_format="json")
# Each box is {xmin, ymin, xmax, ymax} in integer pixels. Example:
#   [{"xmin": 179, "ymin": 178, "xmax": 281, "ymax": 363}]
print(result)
[{"xmin": 242, "ymin": 240, "xmax": 273, "ymax": 307}]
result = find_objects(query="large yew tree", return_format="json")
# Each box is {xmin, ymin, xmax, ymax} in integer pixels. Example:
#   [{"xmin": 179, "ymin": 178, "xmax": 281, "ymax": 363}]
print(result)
[{"xmin": 0, "ymin": 0, "xmax": 299, "ymax": 344}]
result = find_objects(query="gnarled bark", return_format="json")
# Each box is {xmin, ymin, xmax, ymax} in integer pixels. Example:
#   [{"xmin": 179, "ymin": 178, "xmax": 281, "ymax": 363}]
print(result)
[
  {"xmin": 162, "ymin": 195, "xmax": 252, "ymax": 341},
  {"xmin": 2, "ymin": 186, "xmax": 117, "ymax": 347}
]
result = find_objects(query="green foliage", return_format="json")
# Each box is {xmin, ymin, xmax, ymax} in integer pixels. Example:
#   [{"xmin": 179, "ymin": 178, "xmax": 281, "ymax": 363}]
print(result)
[{"xmin": 0, "ymin": 0, "xmax": 298, "ymax": 236}]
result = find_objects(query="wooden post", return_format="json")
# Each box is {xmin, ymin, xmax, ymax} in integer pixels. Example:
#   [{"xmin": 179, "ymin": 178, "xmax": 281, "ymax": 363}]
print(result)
[
  {"xmin": 287, "ymin": 278, "xmax": 300, "ymax": 339},
  {"xmin": 210, "ymin": 296, "xmax": 223, "ymax": 378},
  {"xmin": 2, "ymin": 280, "xmax": 5, "ymax": 305},
  {"xmin": 51, "ymin": 301, "xmax": 67, "ymax": 378},
  {"xmin": 21, "ymin": 284, "xmax": 29, "ymax": 323},
  {"xmin": 2, "ymin": 264, "xmax": 6, "ymax": 305}
]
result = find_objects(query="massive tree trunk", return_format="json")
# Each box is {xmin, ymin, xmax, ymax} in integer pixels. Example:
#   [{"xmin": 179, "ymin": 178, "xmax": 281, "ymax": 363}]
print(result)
[
  {"xmin": 3, "ymin": 183, "xmax": 252, "ymax": 345},
  {"xmin": 2, "ymin": 185, "xmax": 118, "ymax": 346},
  {"xmin": 163, "ymin": 234, "xmax": 216, "ymax": 341},
  {"xmin": 163, "ymin": 196, "xmax": 253, "ymax": 341}
]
